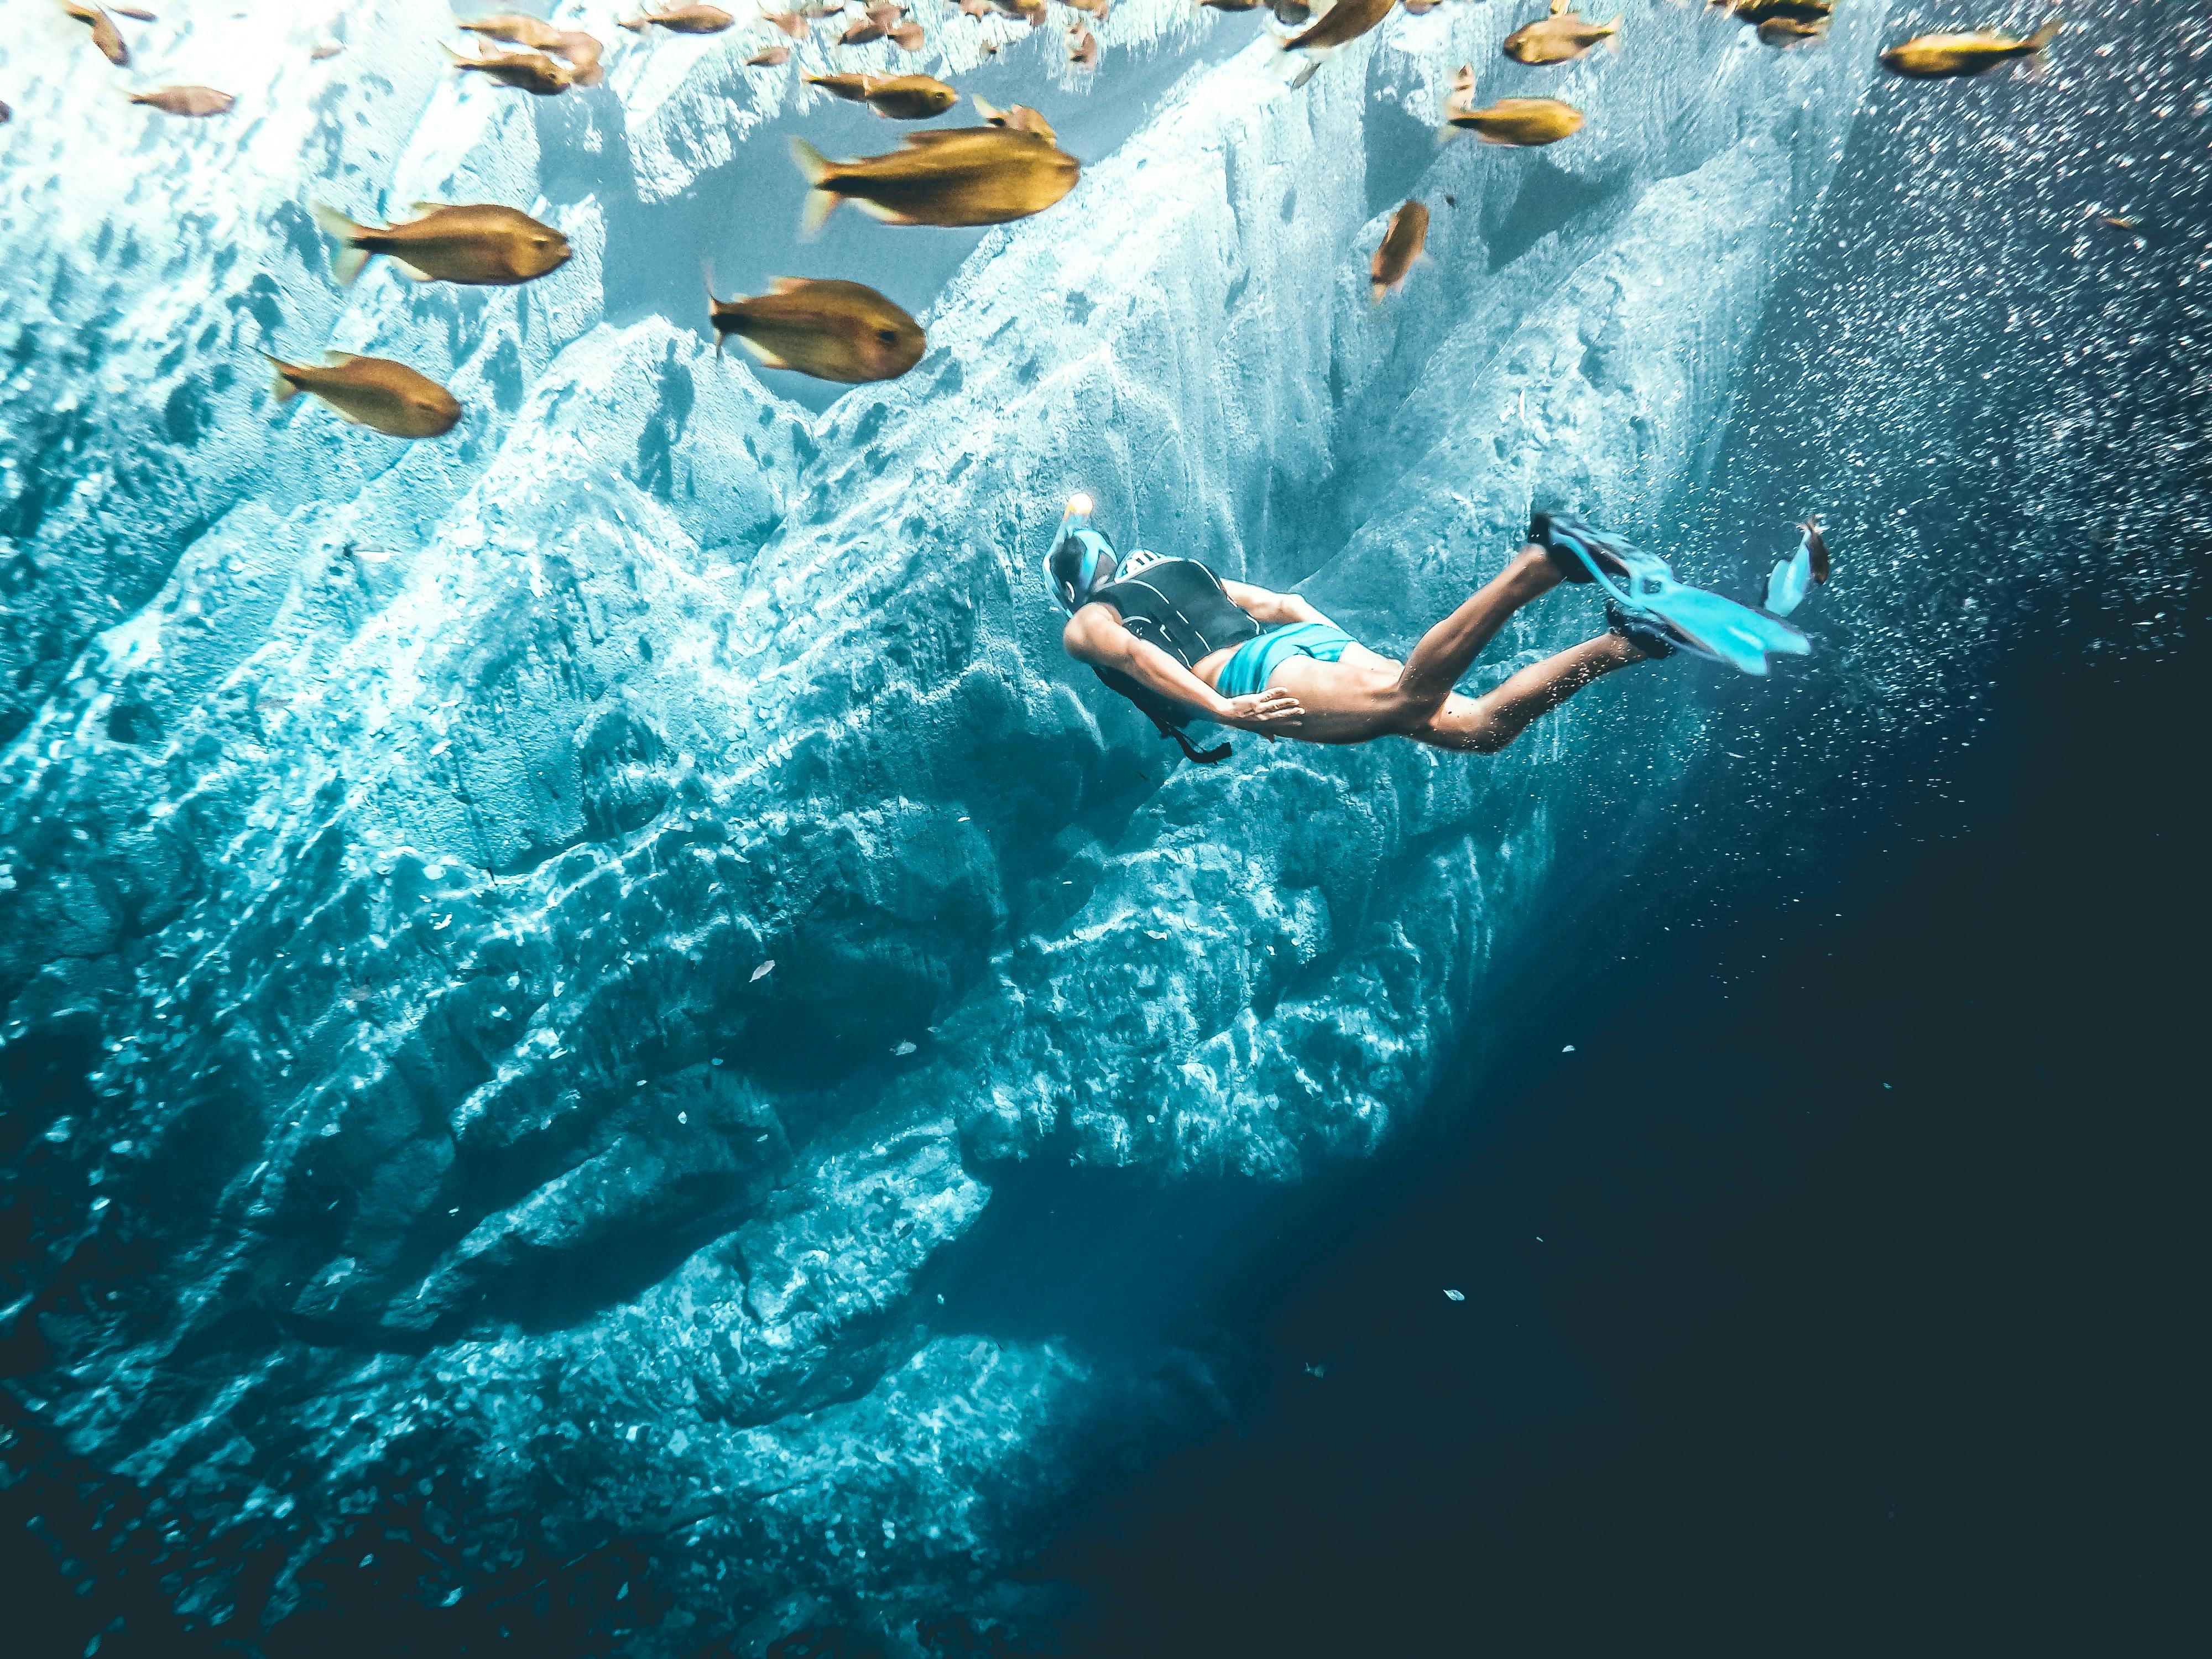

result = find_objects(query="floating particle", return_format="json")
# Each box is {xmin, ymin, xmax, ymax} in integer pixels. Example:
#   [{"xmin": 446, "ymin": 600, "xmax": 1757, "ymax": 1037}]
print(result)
[
  {"xmin": 752, "ymin": 959, "xmax": 775, "ymax": 981},
  {"xmin": 1443, "ymin": 1288, "xmax": 1465, "ymax": 1302},
  {"xmin": 1562, "ymin": 1044, "xmax": 1575, "ymax": 1053},
  {"xmin": 892, "ymin": 1040, "xmax": 917, "ymax": 1056}
]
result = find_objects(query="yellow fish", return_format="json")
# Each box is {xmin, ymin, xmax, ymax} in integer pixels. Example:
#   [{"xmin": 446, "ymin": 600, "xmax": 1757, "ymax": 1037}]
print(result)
[
  {"xmin": 62, "ymin": 2, "xmax": 130, "ymax": 67},
  {"xmin": 445, "ymin": 44, "xmax": 573, "ymax": 93},
  {"xmin": 311, "ymin": 202, "xmax": 572, "ymax": 288},
  {"xmin": 129, "ymin": 85, "xmax": 234, "ymax": 117},
  {"xmin": 707, "ymin": 276, "xmax": 925, "ymax": 382},
  {"xmin": 1444, "ymin": 96, "xmax": 1584, "ymax": 146},
  {"xmin": 1370, "ymin": 199, "xmax": 1428, "ymax": 304},
  {"xmin": 455, "ymin": 13, "xmax": 567, "ymax": 51},
  {"xmin": 1501, "ymin": 6, "xmax": 1620, "ymax": 65},
  {"xmin": 1756, "ymin": 15, "xmax": 1825, "ymax": 45},
  {"xmin": 972, "ymin": 94, "xmax": 1056, "ymax": 144},
  {"xmin": 617, "ymin": 4, "xmax": 737, "ymax": 32},
  {"xmin": 1879, "ymin": 14, "xmax": 2060, "ymax": 78},
  {"xmin": 1277, "ymin": 0, "xmax": 1396, "ymax": 87},
  {"xmin": 264, "ymin": 352, "xmax": 462, "ymax": 439},
  {"xmin": 790, "ymin": 127, "xmax": 1081, "ymax": 232},
  {"xmin": 1730, "ymin": 0, "xmax": 1829, "ymax": 22},
  {"xmin": 807, "ymin": 72, "xmax": 959, "ymax": 119}
]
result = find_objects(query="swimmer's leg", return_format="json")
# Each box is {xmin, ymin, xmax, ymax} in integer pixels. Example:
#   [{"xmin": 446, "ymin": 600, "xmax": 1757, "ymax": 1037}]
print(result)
[
  {"xmin": 1412, "ymin": 633, "xmax": 1644, "ymax": 754},
  {"xmin": 1392, "ymin": 543, "xmax": 1563, "ymax": 716}
]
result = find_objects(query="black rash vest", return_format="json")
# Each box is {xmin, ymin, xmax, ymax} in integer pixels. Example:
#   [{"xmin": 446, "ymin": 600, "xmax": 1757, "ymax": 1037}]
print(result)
[
  {"xmin": 1094, "ymin": 559, "xmax": 1258, "ymax": 666},
  {"xmin": 1087, "ymin": 559, "xmax": 1260, "ymax": 732}
]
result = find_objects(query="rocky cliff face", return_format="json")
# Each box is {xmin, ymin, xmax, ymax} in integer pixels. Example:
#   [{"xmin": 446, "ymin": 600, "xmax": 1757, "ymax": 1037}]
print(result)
[{"xmin": 1, "ymin": 3, "xmax": 1882, "ymax": 1648}]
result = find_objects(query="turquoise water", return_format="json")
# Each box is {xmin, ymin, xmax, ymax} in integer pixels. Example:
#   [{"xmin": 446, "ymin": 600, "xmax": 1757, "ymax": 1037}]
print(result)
[{"xmin": 1, "ymin": 3, "xmax": 2201, "ymax": 1653}]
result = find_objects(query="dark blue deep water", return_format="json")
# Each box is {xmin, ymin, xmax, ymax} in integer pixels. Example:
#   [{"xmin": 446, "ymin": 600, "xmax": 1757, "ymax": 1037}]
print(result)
[{"xmin": 1034, "ymin": 628, "xmax": 2204, "ymax": 1656}]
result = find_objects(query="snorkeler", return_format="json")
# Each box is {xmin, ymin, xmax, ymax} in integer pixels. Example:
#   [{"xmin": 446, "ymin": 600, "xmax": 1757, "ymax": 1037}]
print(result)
[{"xmin": 1047, "ymin": 499, "xmax": 1808, "ymax": 764}]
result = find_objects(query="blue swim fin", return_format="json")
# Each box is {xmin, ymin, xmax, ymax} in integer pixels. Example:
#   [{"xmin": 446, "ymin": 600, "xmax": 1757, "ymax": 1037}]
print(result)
[
  {"xmin": 1533, "ymin": 513, "xmax": 1810, "ymax": 676},
  {"xmin": 1639, "ymin": 581, "xmax": 1812, "ymax": 675},
  {"xmin": 1764, "ymin": 541, "xmax": 1813, "ymax": 617}
]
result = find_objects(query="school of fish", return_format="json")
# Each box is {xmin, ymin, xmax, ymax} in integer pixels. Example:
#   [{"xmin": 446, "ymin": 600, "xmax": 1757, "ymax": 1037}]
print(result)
[{"xmin": 7, "ymin": 0, "xmax": 2073, "ymax": 415}]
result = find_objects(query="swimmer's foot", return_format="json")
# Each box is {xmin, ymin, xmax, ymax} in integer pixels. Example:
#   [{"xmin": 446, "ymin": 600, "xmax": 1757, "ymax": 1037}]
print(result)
[
  {"xmin": 1528, "ymin": 511, "xmax": 1646, "ymax": 586},
  {"xmin": 1605, "ymin": 599, "xmax": 1677, "ymax": 660}
]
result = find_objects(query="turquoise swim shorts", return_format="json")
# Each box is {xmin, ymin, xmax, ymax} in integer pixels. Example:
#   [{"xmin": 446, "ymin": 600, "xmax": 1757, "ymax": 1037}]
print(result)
[{"xmin": 1214, "ymin": 622, "xmax": 1358, "ymax": 700}]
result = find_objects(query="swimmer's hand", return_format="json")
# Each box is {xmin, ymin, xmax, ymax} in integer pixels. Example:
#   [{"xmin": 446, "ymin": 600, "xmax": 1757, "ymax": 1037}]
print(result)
[{"xmin": 1219, "ymin": 690, "xmax": 1304, "ymax": 735}]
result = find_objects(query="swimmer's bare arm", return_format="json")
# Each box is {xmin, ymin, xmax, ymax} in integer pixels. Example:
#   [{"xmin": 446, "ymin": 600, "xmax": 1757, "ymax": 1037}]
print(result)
[
  {"xmin": 1219, "ymin": 580, "xmax": 1333, "ymax": 629},
  {"xmin": 1062, "ymin": 604, "xmax": 1303, "ymax": 732}
]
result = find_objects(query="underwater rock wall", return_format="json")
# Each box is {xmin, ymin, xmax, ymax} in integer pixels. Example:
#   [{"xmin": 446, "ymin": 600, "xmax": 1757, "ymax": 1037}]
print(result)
[{"xmin": 2, "ymin": 3, "xmax": 1882, "ymax": 1648}]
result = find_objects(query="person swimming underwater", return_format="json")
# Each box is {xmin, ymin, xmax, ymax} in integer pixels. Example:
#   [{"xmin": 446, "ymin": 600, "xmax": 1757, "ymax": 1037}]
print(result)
[{"xmin": 1047, "ymin": 498, "xmax": 1781, "ymax": 763}]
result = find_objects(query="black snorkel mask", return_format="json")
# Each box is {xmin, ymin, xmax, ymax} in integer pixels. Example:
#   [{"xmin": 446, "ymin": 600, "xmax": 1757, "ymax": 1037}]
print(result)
[{"xmin": 1045, "ymin": 494, "xmax": 1118, "ymax": 614}]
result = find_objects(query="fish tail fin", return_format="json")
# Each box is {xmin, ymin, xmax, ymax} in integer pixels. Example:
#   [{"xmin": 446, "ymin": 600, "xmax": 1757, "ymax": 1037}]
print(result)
[
  {"xmin": 973, "ymin": 95, "xmax": 1004, "ymax": 122},
  {"xmin": 1369, "ymin": 283, "xmax": 1386, "ymax": 309},
  {"xmin": 789, "ymin": 135, "xmax": 833, "ymax": 186},
  {"xmin": 789, "ymin": 137, "xmax": 840, "ymax": 234},
  {"xmin": 1605, "ymin": 15, "xmax": 1624, "ymax": 50},
  {"xmin": 702, "ymin": 258, "xmax": 729, "ymax": 358},
  {"xmin": 617, "ymin": 17, "xmax": 649, "ymax": 32},
  {"xmin": 263, "ymin": 352, "xmax": 304, "ymax": 404},
  {"xmin": 2025, "ymin": 13, "xmax": 2061, "ymax": 49},
  {"xmin": 310, "ymin": 201, "xmax": 373, "ymax": 287}
]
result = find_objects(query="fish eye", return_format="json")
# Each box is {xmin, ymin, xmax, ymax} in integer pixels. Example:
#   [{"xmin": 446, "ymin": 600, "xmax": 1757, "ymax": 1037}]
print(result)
[{"xmin": 875, "ymin": 328, "xmax": 900, "ymax": 345}]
